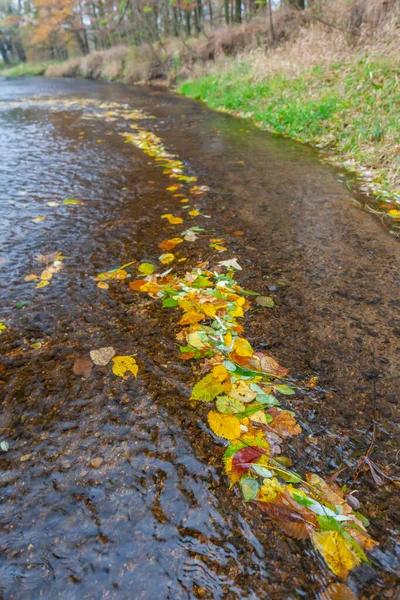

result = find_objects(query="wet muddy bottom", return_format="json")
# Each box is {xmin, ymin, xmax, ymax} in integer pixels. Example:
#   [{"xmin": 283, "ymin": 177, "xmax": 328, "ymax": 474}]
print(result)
[{"xmin": 0, "ymin": 76, "xmax": 399, "ymax": 599}]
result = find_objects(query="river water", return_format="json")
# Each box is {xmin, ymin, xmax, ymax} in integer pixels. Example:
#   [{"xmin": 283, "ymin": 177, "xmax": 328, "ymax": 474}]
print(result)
[{"xmin": 0, "ymin": 76, "xmax": 398, "ymax": 599}]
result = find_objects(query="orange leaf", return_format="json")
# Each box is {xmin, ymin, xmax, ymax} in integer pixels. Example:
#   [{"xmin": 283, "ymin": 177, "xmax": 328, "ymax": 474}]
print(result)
[{"xmin": 179, "ymin": 310, "xmax": 206, "ymax": 325}]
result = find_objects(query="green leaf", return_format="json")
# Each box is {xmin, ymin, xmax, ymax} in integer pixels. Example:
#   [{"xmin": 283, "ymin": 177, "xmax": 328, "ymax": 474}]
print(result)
[
  {"xmin": 256, "ymin": 393, "xmax": 280, "ymax": 406},
  {"xmin": 236, "ymin": 403, "xmax": 272, "ymax": 420},
  {"xmin": 0, "ymin": 440, "xmax": 9, "ymax": 452},
  {"xmin": 15, "ymin": 301, "xmax": 29, "ymax": 309},
  {"xmin": 223, "ymin": 360, "xmax": 237, "ymax": 372},
  {"xmin": 251, "ymin": 464, "xmax": 273, "ymax": 478},
  {"xmin": 192, "ymin": 275, "xmax": 213, "ymax": 288},
  {"xmin": 138, "ymin": 262, "xmax": 155, "ymax": 275},
  {"xmin": 354, "ymin": 512, "xmax": 370, "ymax": 528},
  {"xmin": 240, "ymin": 477, "xmax": 259, "ymax": 501},
  {"xmin": 162, "ymin": 297, "xmax": 178, "ymax": 308},
  {"xmin": 275, "ymin": 384, "xmax": 296, "ymax": 396},
  {"xmin": 240, "ymin": 289, "xmax": 259, "ymax": 296},
  {"xmin": 216, "ymin": 395, "xmax": 246, "ymax": 414},
  {"xmin": 256, "ymin": 296, "xmax": 275, "ymax": 308}
]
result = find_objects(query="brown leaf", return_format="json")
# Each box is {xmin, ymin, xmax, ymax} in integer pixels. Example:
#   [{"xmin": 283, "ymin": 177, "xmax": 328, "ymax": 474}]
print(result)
[
  {"xmin": 268, "ymin": 407, "xmax": 301, "ymax": 438},
  {"xmin": 320, "ymin": 584, "xmax": 358, "ymax": 600},
  {"xmin": 254, "ymin": 352, "xmax": 288, "ymax": 376},
  {"xmin": 73, "ymin": 358, "xmax": 92, "ymax": 379}
]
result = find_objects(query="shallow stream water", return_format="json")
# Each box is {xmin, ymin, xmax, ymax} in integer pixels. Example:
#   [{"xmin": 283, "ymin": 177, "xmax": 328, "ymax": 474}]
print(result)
[{"xmin": 0, "ymin": 76, "xmax": 399, "ymax": 599}]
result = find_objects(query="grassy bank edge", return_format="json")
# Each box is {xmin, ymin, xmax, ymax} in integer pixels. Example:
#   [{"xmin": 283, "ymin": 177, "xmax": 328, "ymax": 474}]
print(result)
[{"xmin": 178, "ymin": 60, "xmax": 400, "ymax": 232}]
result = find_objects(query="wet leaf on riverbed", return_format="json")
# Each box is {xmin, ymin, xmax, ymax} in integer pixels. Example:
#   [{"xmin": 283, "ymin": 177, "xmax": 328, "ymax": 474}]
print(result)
[
  {"xmin": 36, "ymin": 280, "xmax": 50, "ymax": 289},
  {"xmin": 90, "ymin": 346, "xmax": 115, "ymax": 366},
  {"xmin": 320, "ymin": 584, "xmax": 358, "ymax": 600},
  {"xmin": 63, "ymin": 199, "xmax": 84, "ymax": 205},
  {"xmin": 138, "ymin": 262, "xmax": 155, "ymax": 275},
  {"xmin": 268, "ymin": 407, "xmax": 301, "ymax": 437},
  {"xmin": 191, "ymin": 372, "xmax": 230, "ymax": 402},
  {"xmin": 240, "ymin": 477, "xmax": 259, "ymax": 501},
  {"xmin": 97, "ymin": 281, "xmax": 109, "ymax": 289},
  {"xmin": 256, "ymin": 296, "xmax": 275, "ymax": 308},
  {"xmin": 162, "ymin": 214, "xmax": 183, "ymax": 225},
  {"xmin": 310, "ymin": 530, "xmax": 361, "ymax": 579},
  {"xmin": 218, "ymin": 258, "xmax": 242, "ymax": 270},
  {"xmin": 159, "ymin": 253, "xmax": 175, "ymax": 265},
  {"xmin": 207, "ymin": 411, "xmax": 241, "ymax": 440},
  {"xmin": 112, "ymin": 355, "xmax": 138, "ymax": 378},
  {"xmin": 24, "ymin": 274, "xmax": 39, "ymax": 282},
  {"xmin": 0, "ymin": 322, "xmax": 6, "ymax": 334},
  {"xmin": 158, "ymin": 238, "xmax": 183, "ymax": 251},
  {"xmin": 32, "ymin": 216, "xmax": 46, "ymax": 223},
  {"xmin": 73, "ymin": 358, "xmax": 92, "ymax": 379}
]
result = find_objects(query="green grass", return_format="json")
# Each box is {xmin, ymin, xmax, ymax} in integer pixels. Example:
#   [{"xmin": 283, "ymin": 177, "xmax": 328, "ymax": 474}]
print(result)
[
  {"xmin": 1, "ymin": 60, "xmax": 59, "ymax": 77},
  {"xmin": 179, "ymin": 55, "xmax": 400, "ymax": 211}
]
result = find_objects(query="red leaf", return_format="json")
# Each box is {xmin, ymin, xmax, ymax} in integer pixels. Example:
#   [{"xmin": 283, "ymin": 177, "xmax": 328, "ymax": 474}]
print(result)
[
  {"xmin": 73, "ymin": 358, "xmax": 92, "ymax": 379},
  {"xmin": 232, "ymin": 446, "xmax": 266, "ymax": 473}
]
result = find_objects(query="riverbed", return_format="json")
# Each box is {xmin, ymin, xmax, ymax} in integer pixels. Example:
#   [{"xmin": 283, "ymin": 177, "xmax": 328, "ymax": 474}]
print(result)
[{"xmin": 0, "ymin": 76, "xmax": 398, "ymax": 599}]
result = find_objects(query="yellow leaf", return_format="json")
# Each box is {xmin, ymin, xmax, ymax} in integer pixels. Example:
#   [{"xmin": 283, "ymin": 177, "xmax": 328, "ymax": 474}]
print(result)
[
  {"xmin": 229, "ymin": 380, "xmax": 257, "ymax": 403},
  {"xmin": 178, "ymin": 298, "xmax": 193, "ymax": 312},
  {"xmin": 233, "ymin": 338, "xmax": 254, "ymax": 357},
  {"xmin": 112, "ymin": 355, "xmax": 138, "ymax": 379},
  {"xmin": 191, "ymin": 373, "xmax": 230, "ymax": 402},
  {"xmin": 166, "ymin": 184, "xmax": 180, "ymax": 191},
  {"xmin": 258, "ymin": 477, "xmax": 284, "ymax": 503},
  {"xmin": 180, "ymin": 198, "xmax": 189, "ymax": 203},
  {"xmin": 107, "ymin": 269, "xmax": 128, "ymax": 280},
  {"xmin": 230, "ymin": 304, "xmax": 244, "ymax": 317},
  {"xmin": 161, "ymin": 214, "xmax": 183, "ymax": 225},
  {"xmin": 0, "ymin": 322, "xmax": 6, "ymax": 333},
  {"xmin": 36, "ymin": 280, "xmax": 50, "ymax": 289},
  {"xmin": 212, "ymin": 364, "xmax": 229, "ymax": 382},
  {"xmin": 250, "ymin": 410, "xmax": 269, "ymax": 425},
  {"xmin": 224, "ymin": 331, "xmax": 233, "ymax": 347},
  {"xmin": 207, "ymin": 411, "xmax": 241, "ymax": 440},
  {"xmin": 186, "ymin": 331, "xmax": 206, "ymax": 348},
  {"xmin": 310, "ymin": 531, "xmax": 361, "ymax": 579},
  {"xmin": 179, "ymin": 310, "xmax": 205, "ymax": 325},
  {"xmin": 200, "ymin": 302, "xmax": 217, "ymax": 318},
  {"xmin": 224, "ymin": 455, "xmax": 242, "ymax": 486},
  {"xmin": 388, "ymin": 209, "xmax": 400, "ymax": 219},
  {"xmin": 189, "ymin": 209, "xmax": 200, "ymax": 217},
  {"xmin": 32, "ymin": 216, "xmax": 46, "ymax": 223},
  {"xmin": 159, "ymin": 253, "xmax": 175, "ymax": 265},
  {"xmin": 97, "ymin": 282, "xmax": 109, "ymax": 289},
  {"xmin": 138, "ymin": 262, "xmax": 155, "ymax": 275},
  {"xmin": 24, "ymin": 274, "xmax": 39, "ymax": 282},
  {"xmin": 40, "ymin": 269, "xmax": 54, "ymax": 281}
]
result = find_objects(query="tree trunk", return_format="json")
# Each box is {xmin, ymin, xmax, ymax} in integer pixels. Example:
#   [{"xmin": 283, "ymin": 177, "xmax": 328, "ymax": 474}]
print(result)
[
  {"xmin": 14, "ymin": 37, "xmax": 26, "ymax": 62},
  {"xmin": 224, "ymin": 0, "xmax": 230, "ymax": 24},
  {"xmin": 0, "ymin": 38, "xmax": 10, "ymax": 64},
  {"xmin": 235, "ymin": 0, "xmax": 241, "ymax": 23}
]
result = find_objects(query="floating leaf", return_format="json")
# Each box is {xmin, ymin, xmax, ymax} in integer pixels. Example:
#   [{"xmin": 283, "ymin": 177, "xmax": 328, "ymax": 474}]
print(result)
[
  {"xmin": 138, "ymin": 262, "xmax": 155, "ymax": 275},
  {"xmin": 207, "ymin": 411, "xmax": 241, "ymax": 440},
  {"xmin": 112, "ymin": 355, "xmax": 138, "ymax": 378},
  {"xmin": 240, "ymin": 477, "xmax": 259, "ymax": 501}
]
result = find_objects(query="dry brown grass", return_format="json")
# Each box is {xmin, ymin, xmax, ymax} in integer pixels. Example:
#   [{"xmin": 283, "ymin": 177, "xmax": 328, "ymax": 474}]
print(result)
[{"xmin": 44, "ymin": 0, "xmax": 400, "ymax": 85}]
